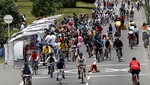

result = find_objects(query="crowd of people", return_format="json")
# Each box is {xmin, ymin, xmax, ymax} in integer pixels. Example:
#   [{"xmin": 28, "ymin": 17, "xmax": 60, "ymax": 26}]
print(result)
[{"xmin": 20, "ymin": 0, "xmax": 147, "ymax": 85}]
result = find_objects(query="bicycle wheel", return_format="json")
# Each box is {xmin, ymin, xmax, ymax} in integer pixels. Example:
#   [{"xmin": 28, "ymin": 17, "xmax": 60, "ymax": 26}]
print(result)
[
  {"xmin": 59, "ymin": 72, "xmax": 62, "ymax": 84},
  {"xmin": 81, "ymin": 69, "xmax": 84, "ymax": 83},
  {"xmin": 50, "ymin": 66, "xmax": 53, "ymax": 78},
  {"xmin": 97, "ymin": 51, "xmax": 100, "ymax": 62}
]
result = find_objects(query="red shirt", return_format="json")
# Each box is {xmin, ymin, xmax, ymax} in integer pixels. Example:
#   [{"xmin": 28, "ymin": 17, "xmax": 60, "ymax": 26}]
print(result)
[
  {"xmin": 96, "ymin": 26, "xmax": 103, "ymax": 32},
  {"xmin": 30, "ymin": 53, "xmax": 38, "ymax": 61},
  {"xmin": 130, "ymin": 60, "xmax": 140, "ymax": 70}
]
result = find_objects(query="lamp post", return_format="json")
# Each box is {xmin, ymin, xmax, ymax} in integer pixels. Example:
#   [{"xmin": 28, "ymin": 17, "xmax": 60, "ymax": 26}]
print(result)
[{"xmin": 3, "ymin": 15, "xmax": 13, "ymax": 40}]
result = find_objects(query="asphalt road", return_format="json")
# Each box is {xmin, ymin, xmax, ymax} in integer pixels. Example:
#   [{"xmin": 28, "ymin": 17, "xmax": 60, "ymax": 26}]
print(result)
[{"xmin": 0, "ymin": 1, "xmax": 150, "ymax": 85}]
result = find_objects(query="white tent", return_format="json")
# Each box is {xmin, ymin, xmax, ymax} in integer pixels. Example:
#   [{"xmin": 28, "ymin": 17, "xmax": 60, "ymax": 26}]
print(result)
[{"xmin": 4, "ymin": 15, "xmax": 63, "ymax": 66}]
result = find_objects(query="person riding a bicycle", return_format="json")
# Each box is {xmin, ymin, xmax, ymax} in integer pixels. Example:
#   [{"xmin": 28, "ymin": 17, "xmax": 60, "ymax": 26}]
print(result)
[
  {"xmin": 141, "ymin": 23, "xmax": 148, "ymax": 40},
  {"xmin": 107, "ymin": 24, "xmax": 114, "ymax": 39},
  {"xmin": 21, "ymin": 62, "xmax": 33, "ymax": 85},
  {"xmin": 104, "ymin": 37, "xmax": 112, "ymax": 59},
  {"xmin": 76, "ymin": 53, "xmax": 87, "ymax": 79},
  {"xmin": 128, "ymin": 30, "xmax": 135, "ymax": 47},
  {"xmin": 114, "ymin": 19, "xmax": 121, "ymax": 37},
  {"xmin": 42, "ymin": 44, "xmax": 52, "ymax": 60},
  {"xmin": 29, "ymin": 50, "xmax": 39, "ymax": 69},
  {"xmin": 46, "ymin": 52, "xmax": 57, "ymax": 74},
  {"xmin": 56, "ymin": 58, "xmax": 66, "ymax": 81},
  {"xmin": 113, "ymin": 37, "xmax": 123, "ymax": 58},
  {"xmin": 129, "ymin": 57, "xmax": 141, "ymax": 84}
]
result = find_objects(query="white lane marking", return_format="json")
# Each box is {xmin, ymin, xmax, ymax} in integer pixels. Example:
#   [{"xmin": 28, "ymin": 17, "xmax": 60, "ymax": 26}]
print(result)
[
  {"xmin": 87, "ymin": 76, "xmax": 91, "ymax": 80},
  {"xmin": 66, "ymin": 63, "xmax": 147, "ymax": 67},
  {"xmin": 31, "ymin": 74, "xmax": 150, "ymax": 79},
  {"xmin": 86, "ymin": 76, "xmax": 91, "ymax": 85},
  {"xmin": 19, "ymin": 81, "xmax": 23, "ymax": 85}
]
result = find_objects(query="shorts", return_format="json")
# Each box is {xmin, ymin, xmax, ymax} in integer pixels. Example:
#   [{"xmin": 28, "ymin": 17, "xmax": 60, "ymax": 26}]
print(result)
[{"xmin": 131, "ymin": 70, "xmax": 140, "ymax": 75}]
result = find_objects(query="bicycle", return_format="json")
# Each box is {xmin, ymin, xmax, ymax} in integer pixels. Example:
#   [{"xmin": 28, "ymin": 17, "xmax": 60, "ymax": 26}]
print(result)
[
  {"xmin": 104, "ymin": 47, "xmax": 111, "ymax": 60},
  {"xmin": 47, "ymin": 62, "xmax": 55, "ymax": 78},
  {"xmin": 129, "ymin": 39, "xmax": 134, "ymax": 49},
  {"xmin": 128, "ymin": 69, "xmax": 140, "ymax": 85},
  {"xmin": 86, "ymin": 44, "xmax": 93, "ymax": 58},
  {"xmin": 57, "ymin": 69, "xmax": 63, "ymax": 84},
  {"xmin": 108, "ymin": 32, "xmax": 113, "ymax": 42},
  {"xmin": 78, "ymin": 65, "xmax": 86, "ymax": 83},
  {"xmin": 23, "ymin": 74, "xmax": 32, "ymax": 85},
  {"xmin": 116, "ymin": 48, "xmax": 122, "ymax": 62},
  {"xmin": 133, "ymin": 73, "xmax": 140, "ymax": 85},
  {"xmin": 95, "ymin": 47, "xmax": 103, "ymax": 62},
  {"xmin": 32, "ymin": 61, "xmax": 38, "ymax": 75}
]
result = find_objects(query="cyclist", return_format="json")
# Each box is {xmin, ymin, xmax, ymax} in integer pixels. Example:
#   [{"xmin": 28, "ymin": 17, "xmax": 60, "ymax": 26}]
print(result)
[
  {"xmin": 129, "ymin": 57, "xmax": 141, "ymax": 84},
  {"xmin": 114, "ymin": 19, "xmax": 121, "ymax": 37},
  {"xmin": 141, "ymin": 23, "xmax": 148, "ymax": 42},
  {"xmin": 21, "ymin": 62, "xmax": 33, "ymax": 85},
  {"xmin": 133, "ymin": 25, "xmax": 139, "ymax": 46},
  {"xmin": 76, "ymin": 53, "xmax": 87, "ymax": 79},
  {"xmin": 128, "ymin": 30, "xmax": 135, "ymax": 47},
  {"xmin": 104, "ymin": 37, "xmax": 112, "ymax": 59},
  {"xmin": 46, "ymin": 52, "xmax": 57, "ymax": 74},
  {"xmin": 113, "ymin": 37, "xmax": 123, "ymax": 59},
  {"xmin": 29, "ymin": 50, "xmax": 39, "ymax": 74},
  {"xmin": 42, "ymin": 44, "xmax": 52, "ymax": 59},
  {"xmin": 56, "ymin": 58, "xmax": 66, "ymax": 81},
  {"xmin": 107, "ymin": 24, "xmax": 114, "ymax": 40}
]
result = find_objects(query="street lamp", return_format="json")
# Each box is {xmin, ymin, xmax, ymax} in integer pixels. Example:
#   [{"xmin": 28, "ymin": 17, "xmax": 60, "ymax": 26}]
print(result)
[{"xmin": 3, "ymin": 15, "xmax": 13, "ymax": 40}]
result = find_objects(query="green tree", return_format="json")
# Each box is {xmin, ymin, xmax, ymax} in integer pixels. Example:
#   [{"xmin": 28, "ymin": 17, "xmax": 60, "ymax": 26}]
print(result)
[
  {"xmin": 0, "ymin": 0, "xmax": 20, "ymax": 25},
  {"xmin": 59, "ymin": 0, "xmax": 77, "ymax": 8},
  {"xmin": 31, "ymin": 0, "xmax": 55, "ymax": 17}
]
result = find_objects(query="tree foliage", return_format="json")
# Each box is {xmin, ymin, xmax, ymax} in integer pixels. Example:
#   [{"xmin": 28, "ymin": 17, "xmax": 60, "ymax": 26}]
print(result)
[
  {"xmin": 31, "ymin": 0, "xmax": 55, "ymax": 17},
  {"xmin": 58, "ymin": 0, "xmax": 77, "ymax": 8},
  {"xmin": 0, "ymin": 0, "xmax": 20, "ymax": 25},
  {"xmin": 79, "ymin": 0, "xmax": 96, "ymax": 3}
]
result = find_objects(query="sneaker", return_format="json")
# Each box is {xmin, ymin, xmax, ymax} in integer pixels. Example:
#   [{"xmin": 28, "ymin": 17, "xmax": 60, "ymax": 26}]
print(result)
[
  {"xmin": 56, "ymin": 78, "xmax": 59, "ymax": 81},
  {"xmin": 84, "ymin": 74, "xmax": 86, "ymax": 77},
  {"xmin": 62, "ymin": 75, "xmax": 65, "ymax": 79},
  {"xmin": 78, "ymin": 76, "xmax": 81, "ymax": 79}
]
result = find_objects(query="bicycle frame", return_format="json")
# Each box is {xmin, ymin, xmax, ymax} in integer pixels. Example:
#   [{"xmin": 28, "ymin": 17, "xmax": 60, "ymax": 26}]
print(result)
[
  {"xmin": 58, "ymin": 69, "xmax": 63, "ymax": 84},
  {"xmin": 133, "ymin": 73, "xmax": 140, "ymax": 85},
  {"xmin": 32, "ymin": 61, "xmax": 38, "ymax": 75},
  {"xmin": 116, "ymin": 48, "xmax": 121, "ymax": 62},
  {"xmin": 79, "ymin": 65, "xmax": 85, "ymax": 83},
  {"xmin": 48, "ymin": 63, "xmax": 54, "ymax": 78}
]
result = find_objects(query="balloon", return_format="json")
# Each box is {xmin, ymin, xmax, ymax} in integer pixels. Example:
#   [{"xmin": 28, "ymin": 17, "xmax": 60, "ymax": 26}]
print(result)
[
  {"xmin": 78, "ymin": 36, "xmax": 83, "ymax": 42},
  {"xmin": 77, "ymin": 42, "xmax": 82, "ymax": 48}
]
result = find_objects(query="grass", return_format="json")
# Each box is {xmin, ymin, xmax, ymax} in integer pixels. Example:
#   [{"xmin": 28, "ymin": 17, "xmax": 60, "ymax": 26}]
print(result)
[
  {"xmin": 55, "ymin": 1, "xmax": 95, "ymax": 22},
  {"xmin": 16, "ymin": 0, "xmax": 95, "ymax": 24},
  {"xmin": 0, "ymin": 57, "xmax": 4, "ymax": 64},
  {"xmin": 16, "ymin": 0, "xmax": 35, "ymax": 24}
]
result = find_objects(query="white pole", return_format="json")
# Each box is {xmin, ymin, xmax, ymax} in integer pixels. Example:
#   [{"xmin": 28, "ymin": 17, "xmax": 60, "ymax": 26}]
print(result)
[{"xmin": 8, "ymin": 23, "xmax": 10, "ymax": 40}]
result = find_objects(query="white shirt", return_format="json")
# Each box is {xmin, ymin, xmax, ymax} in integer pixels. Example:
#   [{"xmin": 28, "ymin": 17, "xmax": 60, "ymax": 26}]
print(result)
[
  {"xmin": 45, "ymin": 35, "xmax": 51, "ymax": 45},
  {"xmin": 46, "ymin": 34, "xmax": 56, "ymax": 47}
]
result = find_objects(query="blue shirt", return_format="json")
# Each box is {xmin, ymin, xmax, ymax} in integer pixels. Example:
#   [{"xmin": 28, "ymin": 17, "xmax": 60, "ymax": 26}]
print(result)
[{"xmin": 0, "ymin": 48, "xmax": 4, "ymax": 56}]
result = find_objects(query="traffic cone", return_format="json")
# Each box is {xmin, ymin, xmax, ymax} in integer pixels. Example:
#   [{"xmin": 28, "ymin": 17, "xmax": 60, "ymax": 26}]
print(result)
[{"xmin": 88, "ymin": 62, "xmax": 100, "ymax": 73}]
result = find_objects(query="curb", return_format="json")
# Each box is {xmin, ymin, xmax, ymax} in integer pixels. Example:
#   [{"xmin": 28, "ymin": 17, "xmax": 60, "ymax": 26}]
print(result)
[{"xmin": 140, "ymin": 7, "xmax": 147, "ymax": 23}]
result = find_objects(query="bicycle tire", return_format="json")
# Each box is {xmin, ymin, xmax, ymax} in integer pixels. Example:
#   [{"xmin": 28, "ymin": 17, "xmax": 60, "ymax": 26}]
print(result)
[
  {"xmin": 50, "ymin": 66, "xmax": 53, "ymax": 78},
  {"xmin": 81, "ymin": 69, "xmax": 84, "ymax": 83}
]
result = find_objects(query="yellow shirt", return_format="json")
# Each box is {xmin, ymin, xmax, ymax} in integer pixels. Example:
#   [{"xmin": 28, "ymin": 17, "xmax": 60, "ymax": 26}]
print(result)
[
  {"xmin": 142, "ymin": 26, "xmax": 147, "ymax": 30},
  {"xmin": 115, "ymin": 21, "xmax": 121, "ymax": 27},
  {"xmin": 59, "ymin": 43, "xmax": 68, "ymax": 51},
  {"xmin": 42, "ymin": 46, "xmax": 51, "ymax": 54},
  {"xmin": 89, "ymin": 32, "xmax": 94, "ymax": 38}
]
